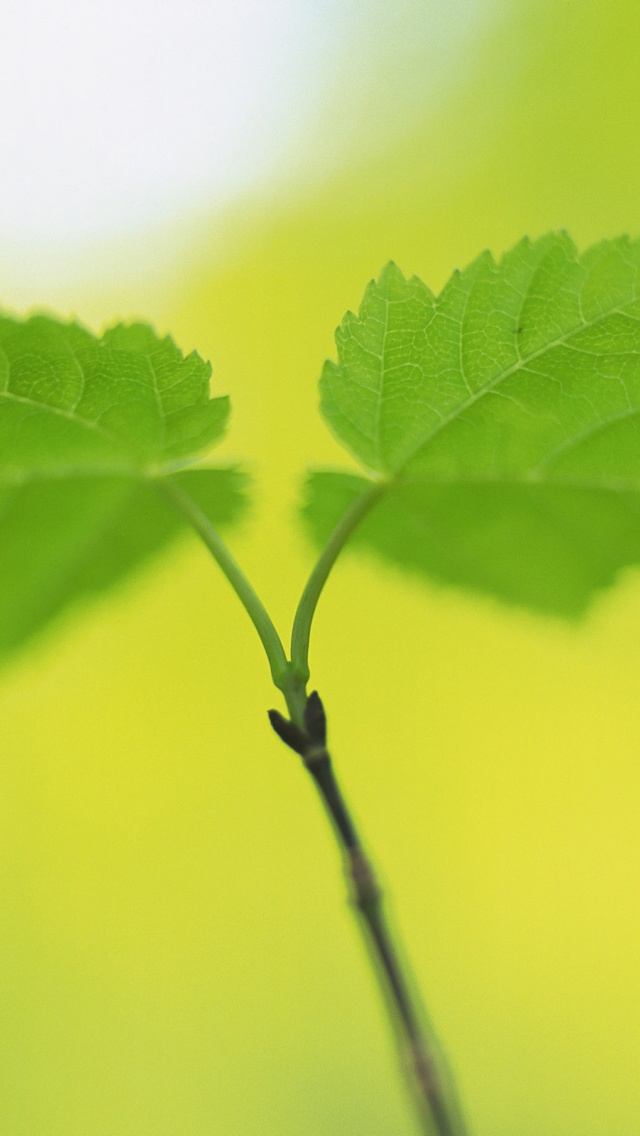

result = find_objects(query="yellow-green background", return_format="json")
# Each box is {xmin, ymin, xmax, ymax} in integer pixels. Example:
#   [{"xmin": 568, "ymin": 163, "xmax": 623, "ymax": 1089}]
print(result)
[{"xmin": 1, "ymin": 1, "xmax": 639, "ymax": 1132}]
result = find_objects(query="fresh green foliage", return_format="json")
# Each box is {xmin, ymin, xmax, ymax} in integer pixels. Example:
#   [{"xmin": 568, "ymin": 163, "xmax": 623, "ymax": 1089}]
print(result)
[
  {"xmin": 0, "ymin": 314, "xmax": 246, "ymax": 656},
  {"xmin": 305, "ymin": 233, "xmax": 640, "ymax": 615},
  {"xmin": 5, "ymin": 231, "xmax": 640, "ymax": 664}
]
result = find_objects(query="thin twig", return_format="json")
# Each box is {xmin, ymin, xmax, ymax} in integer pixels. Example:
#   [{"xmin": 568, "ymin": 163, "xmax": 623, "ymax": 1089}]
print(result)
[{"xmin": 269, "ymin": 691, "xmax": 467, "ymax": 1136}]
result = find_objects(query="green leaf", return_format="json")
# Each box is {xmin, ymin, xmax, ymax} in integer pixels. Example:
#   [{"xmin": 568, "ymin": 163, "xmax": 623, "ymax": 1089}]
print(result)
[
  {"xmin": 0, "ymin": 313, "xmax": 247, "ymax": 658},
  {"xmin": 307, "ymin": 233, "xmax": 640, "ymax": 615}
]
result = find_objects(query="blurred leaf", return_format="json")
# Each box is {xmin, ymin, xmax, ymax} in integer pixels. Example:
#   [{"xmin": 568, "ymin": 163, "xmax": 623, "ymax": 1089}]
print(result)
[
  {"xmin": 0, "ymin": 314, "xmax": 247, "ymax": 657},
  {"xmin": 306, "ymin": 232, "xmax": 640, "ymax": 615}
]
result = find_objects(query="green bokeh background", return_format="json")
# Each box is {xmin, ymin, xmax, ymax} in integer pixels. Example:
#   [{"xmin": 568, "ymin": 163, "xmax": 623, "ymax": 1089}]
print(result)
[{"xmin": 1, "ymin": 1, "xmax": 639, "ymax": 1132}]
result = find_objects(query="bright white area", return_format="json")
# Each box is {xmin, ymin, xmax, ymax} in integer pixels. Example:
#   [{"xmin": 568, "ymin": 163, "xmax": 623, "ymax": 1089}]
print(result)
[
  {"xmin": 0, "ymin": 0, "xmax": 340, "ymax": 244},
  {"xmin": 0, "ymin": 0, "xmax": 505, "ymax": 298}
]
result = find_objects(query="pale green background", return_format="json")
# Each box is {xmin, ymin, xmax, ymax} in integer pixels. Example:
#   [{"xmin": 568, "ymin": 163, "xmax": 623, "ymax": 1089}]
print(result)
[{"xmin": 1, "ymin": 1, "xmax": 639, "ymax": 1133}]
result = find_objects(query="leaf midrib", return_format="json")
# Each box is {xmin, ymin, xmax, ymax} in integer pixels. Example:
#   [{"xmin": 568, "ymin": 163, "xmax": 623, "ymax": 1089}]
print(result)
[
  {"xmin": 0, "ymin": 388, "xmax": 122, "ymax": 446},
  {"xmin": 373, "ymin": 295, "xmax": 391, "ymax": 469},
  {"xmin": 0, "ymin": 456, "xmax": 221, "ymax": 485},
  {"xmin": 393, "ymin": 470, "xmax": 640, "ymax": 493},
  {"xmin": 392, "ymin": 299, "xmax": 640, "ymax": 474}
]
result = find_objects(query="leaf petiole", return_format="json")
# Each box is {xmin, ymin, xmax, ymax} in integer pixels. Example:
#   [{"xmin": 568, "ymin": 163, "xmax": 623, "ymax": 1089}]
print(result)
[
  {"xmin": 159, "ymin": 473, "xmax": 385, "ymax": 720},
  {"xmin": 156, "ymin": 475, "xmax": 290, "ymax": 689},
  {"xmin": 290, "ymin": 479, "xmax": 385, "ymax": 683}
]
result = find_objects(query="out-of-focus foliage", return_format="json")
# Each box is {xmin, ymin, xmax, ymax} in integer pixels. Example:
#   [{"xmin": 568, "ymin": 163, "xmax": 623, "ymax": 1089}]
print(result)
[{"xmin": 0, "ymin": 315, "xmax": 246, "ymax": 655}]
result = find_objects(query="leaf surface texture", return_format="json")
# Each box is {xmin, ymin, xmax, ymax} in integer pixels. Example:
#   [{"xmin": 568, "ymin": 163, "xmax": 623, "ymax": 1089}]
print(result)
[{"xmin": 307, "ymin": 234, "xmax": 640, "ymax": 614}]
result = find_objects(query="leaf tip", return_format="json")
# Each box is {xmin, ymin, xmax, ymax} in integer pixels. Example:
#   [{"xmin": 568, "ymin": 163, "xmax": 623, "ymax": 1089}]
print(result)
[{"xmin": 377, "ymin": 260, "xmax": 407, "ymax": 289}]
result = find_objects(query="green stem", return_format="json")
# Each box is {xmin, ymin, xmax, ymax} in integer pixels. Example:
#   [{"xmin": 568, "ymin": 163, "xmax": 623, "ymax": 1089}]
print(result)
[
  {"xmin": 290, "ymin": 481, "xmax": 384, "ymax": 682},
  {"xmin": 156, "ymin": 476, "xmax": 290, "ymax": 689}
]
